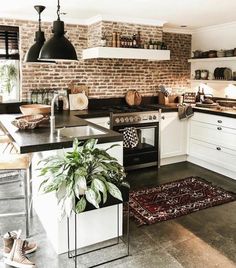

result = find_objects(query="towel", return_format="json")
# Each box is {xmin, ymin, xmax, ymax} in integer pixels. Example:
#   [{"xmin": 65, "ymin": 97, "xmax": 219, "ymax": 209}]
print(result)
[
  {"xmin": 123, "ymin": 127, "xmax": 139, "ymax": 148},
  {"xmin": 178, "ymin": 104, "xmax": 194, "ymax": 120},
  {"xmin": 160, "ymin": 85, "xmax": 170, "ymax": 97}
]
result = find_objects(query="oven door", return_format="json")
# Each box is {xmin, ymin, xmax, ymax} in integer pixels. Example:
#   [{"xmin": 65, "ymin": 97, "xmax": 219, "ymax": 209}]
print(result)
[{"xmin": 113, "ymin": 123, "xmax": 159, "ymax": 170}]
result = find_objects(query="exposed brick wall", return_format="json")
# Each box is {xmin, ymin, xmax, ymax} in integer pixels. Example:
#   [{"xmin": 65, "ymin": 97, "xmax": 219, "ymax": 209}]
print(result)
[{"xmin": 0, "ymin": 18, "xmax": 191, "ymax": 100}]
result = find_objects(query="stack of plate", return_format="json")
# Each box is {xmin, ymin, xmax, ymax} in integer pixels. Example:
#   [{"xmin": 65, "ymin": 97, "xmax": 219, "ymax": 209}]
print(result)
[
  {"xmin": 217, "ymin": 50, "xmax": 225, "ymax": 57},
  {"xmin": 214, "ymin": 67, "xmax": 232, "ymax": 80}
]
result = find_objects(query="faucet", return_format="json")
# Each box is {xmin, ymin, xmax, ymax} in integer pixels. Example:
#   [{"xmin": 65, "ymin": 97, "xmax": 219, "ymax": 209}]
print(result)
[{"xmin": 50, "ymin": 93, "xmax": 69, "ymax": 136}]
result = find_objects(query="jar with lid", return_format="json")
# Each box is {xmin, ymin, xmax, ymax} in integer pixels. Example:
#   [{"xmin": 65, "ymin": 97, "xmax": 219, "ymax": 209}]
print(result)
[
  {"xmin": 112, "ymin": 32, "xmax": 117, "ymax": 47},
  {"xmin": 149, "ymin": 39, "xmax": 154, "ymax": 49},
  {"xmin": 31, "ymin": 90, "xmax": 37, "ymax": 104},
  {"xmin": 132, "ymin": 34, "xmax": 137, "ymax": 48}
]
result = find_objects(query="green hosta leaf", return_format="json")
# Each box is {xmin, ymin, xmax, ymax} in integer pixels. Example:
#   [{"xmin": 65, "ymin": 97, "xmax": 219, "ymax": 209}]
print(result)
[
  {"xmin": 105, "ymin": 143, "xmax": 120, "ymax": 151},
  {"xmin": 92, "ymin": 188, "xmax": 101, "ymax": 205},
  {"xmin": 102, "ymin": 189, "xmax": 107, "ymax": 204},
  {"xmin": 64, "ymin": 194, "xmax": 75, "ymax": 218},
  {"xmin": 121, "ymin": 181, "xmax": 130, "ymax": 188},
  {"xmin": 83, "ymin": 139, "xmax": 97, "ymax": 150},
  {"xmin": 85, "ymin": 188, "xmax": 99, "ymax": 208},
  {"xmin": 75, "ymin": 197, "xmax": 86, "ymax": 213},
  {"xmin": 106, "ymin": 182, "xmax": 123, "ymax": 201},
  {"xmin": 56, "ymin": 181, "xmax": 67, "ymax": 203},
  {"xmin": 92, "ymin": 179, "xmax": 106, "ymax": 194},
  {"xmin": 74, "ymin": 176, "xmax": 87, "ymax": 198}
]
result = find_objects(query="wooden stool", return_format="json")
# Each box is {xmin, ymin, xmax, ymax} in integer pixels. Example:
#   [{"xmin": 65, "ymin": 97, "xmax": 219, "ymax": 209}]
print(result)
[{"xmin": 0, "ymin": 135, "xmax": 32, "ymax": 237}]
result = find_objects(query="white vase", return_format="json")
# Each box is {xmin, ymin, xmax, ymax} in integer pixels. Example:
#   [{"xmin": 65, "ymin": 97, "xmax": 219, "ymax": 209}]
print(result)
[{"xmin": 100, "ymin": 39, "xmax": 107, "ymax": 47}]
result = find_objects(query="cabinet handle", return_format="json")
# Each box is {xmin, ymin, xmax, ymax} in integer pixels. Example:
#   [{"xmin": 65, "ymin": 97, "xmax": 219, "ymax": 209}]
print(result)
[
  {"xmin": 216, "ymin": 147, "xmax": 221, "ymax": 151},
  {"xmin": 217, "ymin": 120, "xmax": 222, "ymax": 123},
  {"xmin": 217, "ymin": 127, "xmax": 222, "ymax": 130},
  {"xmin": 107, "ymin": 122, "xmax": 110, "ymax": 125},
  {"xmin": 161, "ymin": 116, "xmax": 165, "ymax": 120}
]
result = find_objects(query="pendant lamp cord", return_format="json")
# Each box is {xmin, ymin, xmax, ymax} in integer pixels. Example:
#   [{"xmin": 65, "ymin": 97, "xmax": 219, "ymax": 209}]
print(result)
[
  {"xmin": 38, "ymin": 12, "xmax": 42, "ymax": 31},
  {"xmin": 57, "ymin": 0, "xmax": 61, "ymax": 21}
]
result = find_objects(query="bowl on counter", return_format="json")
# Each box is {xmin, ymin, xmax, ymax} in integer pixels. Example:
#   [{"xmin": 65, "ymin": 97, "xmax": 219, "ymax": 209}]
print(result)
[{"xmin": 20, "ymin": 104, "xmax": 51, "ymax": 115}]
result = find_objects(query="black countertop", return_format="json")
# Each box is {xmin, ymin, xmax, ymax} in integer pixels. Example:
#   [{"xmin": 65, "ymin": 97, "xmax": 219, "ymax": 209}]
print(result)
[
  {"xmin": 193, "ymin": 107, "xmax": 236, "ymax": 118},
  {"xmin": 0, "ymin": 111, "xmax": 122, "ymax": 154}
]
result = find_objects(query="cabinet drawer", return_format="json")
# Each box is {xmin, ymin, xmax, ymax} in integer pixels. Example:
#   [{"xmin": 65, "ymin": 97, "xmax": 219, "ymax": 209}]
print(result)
[
  {"xmin": 189, "ymin": 138, "xmax": 236, "ymax": 172},
  {"xmin": 190, "ymin": 121, "xmax": 236, "ymax": 150},
  {"xmin": 192, "ymin": 112, "xmax": 236, "ymax": 129}
]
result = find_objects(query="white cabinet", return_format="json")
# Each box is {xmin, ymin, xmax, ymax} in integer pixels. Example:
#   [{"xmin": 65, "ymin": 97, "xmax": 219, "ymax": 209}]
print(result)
[
  {"xmin": 188, "ymin": 112, "xmax": 236, "ymax": 179},
  {"xmin": 85, "ymin": 117, "xmax": 110, "ymax": 129},
  {"xmin": 160, "ymin": 112, "xmax": 187, "ymax": 160}
]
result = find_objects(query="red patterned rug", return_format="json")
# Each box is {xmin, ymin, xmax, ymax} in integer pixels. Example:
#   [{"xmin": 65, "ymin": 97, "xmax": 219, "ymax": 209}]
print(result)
[{"xmin": 129, "ymin": 176, "xmax": 236, "ymax": 226}]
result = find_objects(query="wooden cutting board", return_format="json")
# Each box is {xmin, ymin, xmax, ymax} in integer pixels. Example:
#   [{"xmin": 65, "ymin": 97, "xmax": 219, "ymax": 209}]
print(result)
[{"xmin": 125, "ymin": 90, "xmax": 142, "ymax": 106}]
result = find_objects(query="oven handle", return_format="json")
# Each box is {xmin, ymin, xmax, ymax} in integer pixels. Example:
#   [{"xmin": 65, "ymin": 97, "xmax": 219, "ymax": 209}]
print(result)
[{"xmin": 118, "ymin": 125, "xmax": 158, "ymax": 131}]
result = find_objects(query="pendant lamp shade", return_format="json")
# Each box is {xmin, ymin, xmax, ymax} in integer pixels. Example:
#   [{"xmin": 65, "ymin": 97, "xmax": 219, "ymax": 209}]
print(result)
[
  {"xmin": 25, "ymin": 5, "xmax": 48, "ymax": 63},
  {"xmin": 39, "ymin": 20, "xmax": 77, "ymax": 61},
  {"xmin": 38, "ymin": 0, "xmax": 77, "ymax": 61}
]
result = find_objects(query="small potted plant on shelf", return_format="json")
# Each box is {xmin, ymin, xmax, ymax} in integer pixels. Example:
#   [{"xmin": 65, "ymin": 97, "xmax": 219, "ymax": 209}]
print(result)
[
  {"xmin": 38, "ymin": 138, "xmax": 129, "ymax": 218},
  {"xmin": 100, "ymin": 32, "xmax": 107, "ymax": 47}
]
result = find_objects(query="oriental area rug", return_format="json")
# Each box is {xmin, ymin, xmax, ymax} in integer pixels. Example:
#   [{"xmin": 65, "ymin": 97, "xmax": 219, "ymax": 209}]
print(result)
[{"xmin": 129, "ymin": 176, "xmax": 236, "ymax": 226}]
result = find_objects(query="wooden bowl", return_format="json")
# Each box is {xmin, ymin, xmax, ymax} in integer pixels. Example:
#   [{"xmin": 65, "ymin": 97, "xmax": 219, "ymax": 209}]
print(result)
[
  {"xmin": 12, "ymin": 114, "xmax": 49, "ymax": 129},
  {"xmin": 20, "ymin": 104, "xmax": 51, "ymax": 115}
]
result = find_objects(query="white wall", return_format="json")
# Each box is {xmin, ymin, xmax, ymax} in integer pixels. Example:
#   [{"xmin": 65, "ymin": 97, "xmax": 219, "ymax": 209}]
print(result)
[
  {"xmin": 192, "ymin": 22, "xmax": 236, "ymax": 51},
  {"xmin": 191, "ymin": 22, "xmax": 236, "ymax": 98}
]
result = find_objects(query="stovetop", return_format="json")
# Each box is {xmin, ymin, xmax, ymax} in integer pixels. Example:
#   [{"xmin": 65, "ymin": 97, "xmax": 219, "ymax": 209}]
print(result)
[{"xmin": 99, "ymin": 104, "xmax": 163, "ymax": 113}]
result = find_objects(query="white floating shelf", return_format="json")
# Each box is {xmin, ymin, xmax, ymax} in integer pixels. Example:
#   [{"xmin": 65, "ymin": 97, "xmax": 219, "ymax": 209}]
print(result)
[
  {"xmin": 189, "ymin": 79, "xmax": 236, "ymax": 84},
  {"xmin": 82, "ymin": 47, "xmax": 170, "ymax": 60},
  {"xmin": 188, "ymin": 56, "xmax": 236, "ymax": 63}
]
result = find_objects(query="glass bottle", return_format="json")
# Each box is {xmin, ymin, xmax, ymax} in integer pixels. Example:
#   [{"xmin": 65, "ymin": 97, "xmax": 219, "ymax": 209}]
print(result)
[{"xmin": 132, "ymin": 34, "xmax": 137, "ymax": 48}]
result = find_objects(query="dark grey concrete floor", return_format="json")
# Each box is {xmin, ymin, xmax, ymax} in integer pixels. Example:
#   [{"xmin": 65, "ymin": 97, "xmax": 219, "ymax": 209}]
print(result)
[{"xmin": 0, "ymin": 161, "xmax": 236, "ymax": 268}]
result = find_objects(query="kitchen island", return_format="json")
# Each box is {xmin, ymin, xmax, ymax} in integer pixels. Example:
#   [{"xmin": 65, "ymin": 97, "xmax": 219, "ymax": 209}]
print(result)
[{"xmin": 0, "ymin": 111, "xmax": 124, "ymax": 254}]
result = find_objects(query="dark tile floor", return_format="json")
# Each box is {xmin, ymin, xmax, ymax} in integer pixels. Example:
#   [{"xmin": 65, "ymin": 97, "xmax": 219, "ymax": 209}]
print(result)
[{"xmin": 0, "ymin": 162, "xmax": 236, "ymax": 268}]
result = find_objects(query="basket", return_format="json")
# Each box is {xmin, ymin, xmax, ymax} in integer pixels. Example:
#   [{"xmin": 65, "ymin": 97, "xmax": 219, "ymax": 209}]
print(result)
[{"xmin": 11, "ymin": 114, "xmax": 49, "ymax": 129}]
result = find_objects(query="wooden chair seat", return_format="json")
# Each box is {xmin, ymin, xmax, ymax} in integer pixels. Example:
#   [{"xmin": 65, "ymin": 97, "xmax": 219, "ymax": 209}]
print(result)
[{"xmin": 0, "ymin": 153, "xmax": 32, "ymax": 170}]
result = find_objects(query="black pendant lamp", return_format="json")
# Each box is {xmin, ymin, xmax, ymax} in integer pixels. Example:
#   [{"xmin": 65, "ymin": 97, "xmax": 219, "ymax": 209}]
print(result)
[
  {"xmin": 25, "ymin": 6, "xmax": 48, "ymax": 62},
  {"xmin": 38, "ymin": 0, "xmax": 77, "ymax": 61}
]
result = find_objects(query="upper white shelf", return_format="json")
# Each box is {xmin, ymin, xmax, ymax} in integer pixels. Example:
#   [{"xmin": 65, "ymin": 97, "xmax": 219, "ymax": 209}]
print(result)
[
  {"xmin": 82, "ymin": 47, "xmax": 170, "ymax": 60},
  {"xmin": 188, "ymin": 56, "xmax": 236, "ymax": 63},
  {"xmin": 189, "ymin": 79, "xmax": 236, "ymax": 84}
]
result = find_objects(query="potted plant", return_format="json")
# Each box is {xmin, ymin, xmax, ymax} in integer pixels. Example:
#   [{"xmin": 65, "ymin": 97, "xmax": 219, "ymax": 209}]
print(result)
[
  {"xmin": 38, "ymin": 138, "xmax": 129, "ymax": 218},
  {"xmin": 0, "ymin": 63, "xmax": 18, "ymax": 95},
  {"xmin": 100, "ymin": 32, "xmax": 107, "ymax": 47}
]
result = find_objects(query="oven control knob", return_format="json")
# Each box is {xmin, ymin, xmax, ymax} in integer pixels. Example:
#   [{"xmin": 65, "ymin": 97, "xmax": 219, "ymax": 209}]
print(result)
[
  {"xmin": 149, "ymin": 115, "xmax": 153, "ymax": 120},
  {"xmin": 120, "ymin": 117, "xmax": 124, "ymax": 123},
  {"xmin": 129, "ymin": 116, "xmax": 134, "ymax": 122},
  {"xmin": 115, "ymin": 118, "xmax": 120, "ymax": 124},
  {"xmin": 125, "ymin": 117, "xmax": 129, "ymax": 123},
  {"xmin": 137, "ymin": 116, "xmax": 141, "ymax": 121},
  {"xmin": 134, "ymin": 116, "xmax": 138, "ymax": 122},
  {"xmin": 153, "ymin": 115, "xmax": 157, "ymax": 120}
]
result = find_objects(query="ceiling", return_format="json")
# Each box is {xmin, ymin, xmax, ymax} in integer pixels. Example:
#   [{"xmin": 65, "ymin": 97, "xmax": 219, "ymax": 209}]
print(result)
[{"xmin": 1, "ymin": 0, "xmax": 236, "ymax": 29}]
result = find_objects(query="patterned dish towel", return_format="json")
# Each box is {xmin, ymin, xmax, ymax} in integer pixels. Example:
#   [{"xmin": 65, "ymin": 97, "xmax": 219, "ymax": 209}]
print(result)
[
  {"xmin": 178, "ymin": 104, "xmax": 194, "ymax": 120},
  {"xmin": 123, "ymin": 127, "xmax": 139, "ymax": 148}
]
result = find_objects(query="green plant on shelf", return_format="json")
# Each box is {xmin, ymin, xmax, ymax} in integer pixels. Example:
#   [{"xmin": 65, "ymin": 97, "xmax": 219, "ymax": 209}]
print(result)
[{"xmin": 38, "ymin": 138, "xmax": 129, "ymax": 218}]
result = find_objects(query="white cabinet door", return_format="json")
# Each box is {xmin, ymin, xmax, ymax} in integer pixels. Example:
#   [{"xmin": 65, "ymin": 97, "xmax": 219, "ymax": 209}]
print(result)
[
  {"xmin": 86, "ymin": 117, "xmax": 110, "ymax": 129},
  {"xmin": 161, "ymin": 112, "xmax": 187, "ymax": 159}
]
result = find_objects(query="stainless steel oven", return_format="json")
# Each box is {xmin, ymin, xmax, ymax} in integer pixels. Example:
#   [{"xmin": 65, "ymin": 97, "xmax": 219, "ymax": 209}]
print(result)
[{"xmin": 110, "ymin": 110, "xmax": 161, "ymax": 171}]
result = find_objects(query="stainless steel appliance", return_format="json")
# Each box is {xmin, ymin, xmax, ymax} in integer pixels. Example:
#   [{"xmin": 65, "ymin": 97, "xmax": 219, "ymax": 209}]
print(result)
[{"xmin": 110, "ymin": 109, "xmax": 161, "ymax": 171}]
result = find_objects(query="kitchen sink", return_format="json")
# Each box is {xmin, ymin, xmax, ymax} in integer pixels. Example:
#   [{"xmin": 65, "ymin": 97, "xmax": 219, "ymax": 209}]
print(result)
[{"xmin": 58, "ymin": 125, "xmax": 107, "ymax": 138}]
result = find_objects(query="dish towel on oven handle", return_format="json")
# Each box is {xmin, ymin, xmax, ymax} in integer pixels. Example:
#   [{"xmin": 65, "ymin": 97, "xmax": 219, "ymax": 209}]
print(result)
[
  {"xmin": 178, "ymin": 104, "xmax": 194, "ymax": 120},
  {"xmin": 123, "ymin": 127, "xmax": 139, "ymax": 148}
]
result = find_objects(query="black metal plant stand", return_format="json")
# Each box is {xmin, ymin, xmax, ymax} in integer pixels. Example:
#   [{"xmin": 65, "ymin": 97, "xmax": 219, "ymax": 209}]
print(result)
[{"xmin": 67, "ymin": 201, "xmax": 130, "ymax": 268}]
